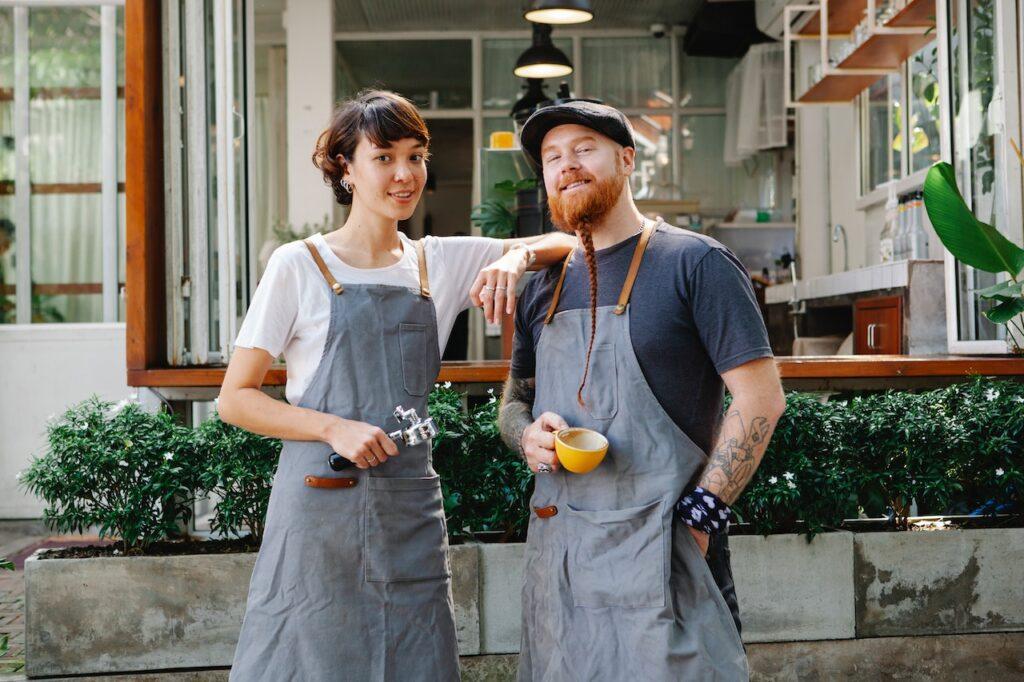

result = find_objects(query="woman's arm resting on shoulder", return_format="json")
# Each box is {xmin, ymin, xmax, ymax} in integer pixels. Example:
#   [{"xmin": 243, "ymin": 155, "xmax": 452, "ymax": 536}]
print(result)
[
  {"xmin": 471, "ymin": 232, "xmax": 577, "ymax": 324},
  {"xmin": 217, "ymin": 347, "xmax": 398, "ymax": 469}
]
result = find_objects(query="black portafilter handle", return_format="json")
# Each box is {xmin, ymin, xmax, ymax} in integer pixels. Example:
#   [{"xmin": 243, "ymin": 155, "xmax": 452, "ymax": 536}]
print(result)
[{"xmin": 329, "ymin": 452, "xmax": 354, "ymax": 471}]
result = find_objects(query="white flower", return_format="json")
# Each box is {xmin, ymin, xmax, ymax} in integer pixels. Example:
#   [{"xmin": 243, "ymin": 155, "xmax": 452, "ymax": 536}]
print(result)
[
  {"xmin": 164, "ymin": 452, "xmax": 174, "ymax": 461},
  {"xmin": 443, "ymin": 381, "xmax": 452, "ymax": 389},
  {"xmin": 487, "ymin": 387, "xmax": 494, "ymax": 394},
  {"xmin": 118, "ymin": 460, "xmax": 129, "ymax": 467},
  {"xmin": 768, "ymin": 476, "xmax": 778, "ymax": 484},
  {"xmin": 434, "ymin": 383, "xmax": 440, "ymax": 388},
  {"xmin": 1014, "ymin": 396, "xmax": 1024, "ymax": 404},
  {"xmin": 488, "ymin": 396, "xmax": 497, "ymax": 404},
  {"xmin": 787, "ymin": 480, "xmax": 797, "ymax": 489},
  {"xmin": 985, "ymin": 388, "xmax": 1000, "ymax": 402},
  {"xmin": 996, "ymin": 468, "xmax": 1005, "ymax": 477},
  {"xmin": 783, "ymin": 472, "xmax": 795, "ymax": 481}
]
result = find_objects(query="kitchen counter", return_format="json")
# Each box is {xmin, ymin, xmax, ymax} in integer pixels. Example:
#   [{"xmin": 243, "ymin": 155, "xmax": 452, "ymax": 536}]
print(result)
[{"xmin": 765, "ymin": 259, "xmax": 943, "ymax": 305}]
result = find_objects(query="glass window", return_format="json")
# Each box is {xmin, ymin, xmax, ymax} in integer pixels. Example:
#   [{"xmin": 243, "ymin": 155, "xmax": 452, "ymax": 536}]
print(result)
[
  {"xmin": 680, "ymin": 115, "xmax": 777, "ymax": 213},
  {"xmin": 581, "ymin": 37, "xmax": 671, "ymax": 109},
  {"xmin": 482, "ymin": 37, "xmax": 571, "ymax": 111},
  {"xmin": 336, "ymin": 40, "xmax": 471, "ymax": 110},
  {"xmin": 908, "ymin": 44, "xmax": 941, "ymax": 173},
  {"xmin": 1, "ymin": 8, "xmax": 14, "ymax": 323},
  {"xmin": 29, "ymin": 8, "xmax": 104, "ymax": 322},
  {"xmin": 679, "ymin": 55, "xmax": 737, "ymax": 108},
  {"xmin": 629, "ymin": 113, "xmax": 673, "ymax": 199},
  {"xmin": 252, "ymin": 43, "xmax": 288, "ymax": 279},
  {"xmin": 950, "ymin": 0, "xmax": 1004, "ymax": 343},
  {"xmin": 862, "ymin": 73, "xmax": 903, "ymax": 193}
]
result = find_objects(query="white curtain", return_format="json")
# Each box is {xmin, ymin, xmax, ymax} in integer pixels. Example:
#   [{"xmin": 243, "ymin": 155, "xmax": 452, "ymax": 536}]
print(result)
[{"xmin": 724, "ymin": 43, "xmax": 786, "ymax": 166}]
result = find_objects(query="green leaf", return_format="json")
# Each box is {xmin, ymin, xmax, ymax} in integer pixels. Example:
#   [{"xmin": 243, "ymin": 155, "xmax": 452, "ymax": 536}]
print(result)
[
  {"xmin": 923, "ymin": 162, "xmax": 1024, "ymax": 276},
  {"xmin": 975, "ymin": 279, "xmax": 1024, "ymax": 299},
  {"xmin": 984, "ymin": 297, "xmax": 1024, "ymax": 323}
]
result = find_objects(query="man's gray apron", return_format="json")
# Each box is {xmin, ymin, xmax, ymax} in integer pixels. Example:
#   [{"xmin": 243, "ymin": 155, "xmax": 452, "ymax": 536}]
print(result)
[
  {"xmin": 520, "ymin": 221, "xmax": 748, "ymax": 681},
  {"xmin": 230, "ymin": 239, "xmax": 459, "ymax": 681}
]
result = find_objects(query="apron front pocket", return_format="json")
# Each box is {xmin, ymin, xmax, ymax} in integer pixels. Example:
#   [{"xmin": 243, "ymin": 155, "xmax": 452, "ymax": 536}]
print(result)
[
  {"xmin": 364, "ymin": 475, "xmax": 450, "ymax": 583},
  {"xmin": 565, "ymin": 499, "xmax": 667, "ymax": 609},
  {"xmin": 399, "ymin": 323, "xmax": 429, "ymax": 396}
]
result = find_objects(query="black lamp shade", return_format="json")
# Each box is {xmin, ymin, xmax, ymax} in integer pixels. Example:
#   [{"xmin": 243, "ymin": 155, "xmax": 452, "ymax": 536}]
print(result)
[
  {"xmin": 514, "ymin": 24, "xmax": 573, "ymax": 79},
  {"xmin": 524, "ymin": 0, "xmax": 594, "ymax": 25}
]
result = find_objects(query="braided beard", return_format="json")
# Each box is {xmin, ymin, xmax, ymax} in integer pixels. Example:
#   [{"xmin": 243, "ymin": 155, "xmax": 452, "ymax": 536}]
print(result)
[{"xmin": 547, "ymin": 172, "xmax": 626, "ymax": 406}]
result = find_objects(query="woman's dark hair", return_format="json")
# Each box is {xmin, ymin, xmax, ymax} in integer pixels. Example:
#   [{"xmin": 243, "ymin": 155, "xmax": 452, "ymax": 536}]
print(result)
[{"xmin": 311, "ymin": 89, "xmax": 430, "ymax": 206}]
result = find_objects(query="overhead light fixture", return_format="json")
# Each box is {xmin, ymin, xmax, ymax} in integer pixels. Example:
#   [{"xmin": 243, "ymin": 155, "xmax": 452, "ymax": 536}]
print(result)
[
  {"xmin": 524, "ymin": 0, "xmax": 593, "ymax": 25},
  {"xmin": 514, "ymin": 24, "xmax": 573, "ymax": 79}
]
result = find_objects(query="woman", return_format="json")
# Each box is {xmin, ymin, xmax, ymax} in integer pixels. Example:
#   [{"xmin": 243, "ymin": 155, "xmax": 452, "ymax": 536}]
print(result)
[{"xmin": 218, "ymin": 89, "xmax": 575, "ymax": 681}]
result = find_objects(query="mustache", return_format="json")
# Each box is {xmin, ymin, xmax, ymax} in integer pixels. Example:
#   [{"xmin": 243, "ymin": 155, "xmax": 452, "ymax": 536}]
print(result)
[{"xmin": 556, "ymin": 172, "xmax": 596, "ymax": 192}]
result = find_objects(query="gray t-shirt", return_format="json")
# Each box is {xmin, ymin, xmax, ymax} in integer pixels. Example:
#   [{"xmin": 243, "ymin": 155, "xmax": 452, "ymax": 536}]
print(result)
[{"xmin": 511, "ymin": 223, "xmax": 773, "ymax": 454}]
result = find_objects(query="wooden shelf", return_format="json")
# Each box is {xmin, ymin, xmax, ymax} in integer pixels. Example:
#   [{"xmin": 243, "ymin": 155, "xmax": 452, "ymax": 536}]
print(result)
[
  {"xmin": 888, "ymin": 0, "xmax": 937, "ymax": 28},
  {"xmin": 798, "ymin": 73, "xmax": 884, "ymax": 103},
  {"xmin": 126, "ymin": 356, "xmax": 1024, "ymax": 391},
  {"xmin": 836, "ymin": 30, "xmax": 935, "ymax": 69},
  {"xmin": 799, "ymin": 0, "xmax": 866, "ymax": 36}
]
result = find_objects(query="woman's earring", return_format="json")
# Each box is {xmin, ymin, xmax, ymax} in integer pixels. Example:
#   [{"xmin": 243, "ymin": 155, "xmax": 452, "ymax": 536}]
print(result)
[{"xmin": 341, "ymin": 179, "xmax": 353, "ymax": 193}]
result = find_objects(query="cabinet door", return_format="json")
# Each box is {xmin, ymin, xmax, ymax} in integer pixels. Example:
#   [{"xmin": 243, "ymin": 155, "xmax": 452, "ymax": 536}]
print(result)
[{"xmin": 854, "ymin": 296, "xmax": 903, "ymax": 354}]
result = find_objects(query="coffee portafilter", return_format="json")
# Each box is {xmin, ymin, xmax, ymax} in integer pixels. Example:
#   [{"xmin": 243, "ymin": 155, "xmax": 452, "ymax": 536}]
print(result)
[{"xmin": 328, "ymin": 405, "xmax": 438, "ymax": 471}]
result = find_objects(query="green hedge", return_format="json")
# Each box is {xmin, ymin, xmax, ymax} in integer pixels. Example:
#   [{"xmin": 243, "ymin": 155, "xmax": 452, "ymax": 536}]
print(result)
[{"xmin": 21, "ymin": 378, "xmax": 1024, "ymax": 550}]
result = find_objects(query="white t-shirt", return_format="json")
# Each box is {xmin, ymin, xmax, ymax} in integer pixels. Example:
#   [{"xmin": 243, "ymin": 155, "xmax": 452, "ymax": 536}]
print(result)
[{"xmin": 234, "ymin": 231, "xmax": 505, "ymax": 405}]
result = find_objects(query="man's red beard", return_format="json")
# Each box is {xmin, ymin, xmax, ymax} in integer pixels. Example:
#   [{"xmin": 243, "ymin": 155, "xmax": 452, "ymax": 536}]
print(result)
[{"xmin": 547, "ymin": 171, "xmax": 626, "ymax": 235}]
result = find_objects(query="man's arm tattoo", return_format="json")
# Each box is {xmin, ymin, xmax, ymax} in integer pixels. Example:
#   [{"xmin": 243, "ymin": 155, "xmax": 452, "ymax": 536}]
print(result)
[
  {"xmin": 698, "ymin": 407, "xmax": 772, "ymax": 505},
  {"xmin": 498, "ymin": 375, "xmax": 535, "ymax": 456}
]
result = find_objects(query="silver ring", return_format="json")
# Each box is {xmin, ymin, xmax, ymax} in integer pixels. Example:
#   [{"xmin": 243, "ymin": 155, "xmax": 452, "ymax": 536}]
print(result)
[
  {"xmin": 536, "ymin": 463, "xmax": 552, "ymax": 473},
  {"xmin": 483, "ymin": 285, "xmax": 495, "ymax": 291},
  {"xmin": 495, "ymin": 286, "xmax": 507, "ymax": 291}
]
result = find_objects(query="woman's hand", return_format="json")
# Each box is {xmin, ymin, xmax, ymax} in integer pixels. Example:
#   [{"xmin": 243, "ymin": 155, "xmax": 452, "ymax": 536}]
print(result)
[
  {"xmin": 322, "ymin": 416, "xmax": 400, "ymax": 469},
  {"xmin": 470, "ymin": 246, "xmax": 531, "ymax": 325}
]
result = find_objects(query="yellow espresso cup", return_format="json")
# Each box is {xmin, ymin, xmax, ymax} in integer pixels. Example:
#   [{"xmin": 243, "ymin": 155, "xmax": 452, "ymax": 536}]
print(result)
[{"xmin": 554, "ymin": 427, "xmax": 609, "ymax": 474}]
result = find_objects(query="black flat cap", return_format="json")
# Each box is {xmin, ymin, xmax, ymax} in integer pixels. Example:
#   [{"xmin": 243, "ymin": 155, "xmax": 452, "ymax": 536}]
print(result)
[{"xmin": 519, "ymin": 100, "xmax": 635, "ymax": 167}]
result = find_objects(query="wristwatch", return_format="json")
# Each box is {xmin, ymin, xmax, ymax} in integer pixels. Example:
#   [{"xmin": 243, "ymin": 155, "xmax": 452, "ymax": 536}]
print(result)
[{"xmin": 511, "ymin": 242, "xmax": 537, "ymax": 267}]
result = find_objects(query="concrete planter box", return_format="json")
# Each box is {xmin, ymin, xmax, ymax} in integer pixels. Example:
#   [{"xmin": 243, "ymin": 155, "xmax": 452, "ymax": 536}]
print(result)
[
  {"xmin": 22, "ymin": 529, "xmax": 1024, "ymax": 677},
  {"xmin": 854, "ymin": 528, "xmax": 1024, "ymax": 638}
]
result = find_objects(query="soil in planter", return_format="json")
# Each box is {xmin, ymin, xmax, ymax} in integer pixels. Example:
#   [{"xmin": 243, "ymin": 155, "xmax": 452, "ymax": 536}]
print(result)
[{"xmin": 37, "ymin": 536, "xmax": 261, "ymax": 560}]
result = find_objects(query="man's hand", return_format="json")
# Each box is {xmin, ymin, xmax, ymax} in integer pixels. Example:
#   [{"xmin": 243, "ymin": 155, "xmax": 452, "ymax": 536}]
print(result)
[
  {"xmin": 521, "ymin": 411, "xmax": 568, "ymax": 473},
  {"xmin": 688, "ymin": 527, "xmax": 709, "ymax": 557}
]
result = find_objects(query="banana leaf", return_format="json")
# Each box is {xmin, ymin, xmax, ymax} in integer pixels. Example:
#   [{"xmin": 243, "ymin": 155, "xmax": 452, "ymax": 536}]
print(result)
[{"xmin": 923, "ymin": 162, "xmax": 1024, "ymax": 277}]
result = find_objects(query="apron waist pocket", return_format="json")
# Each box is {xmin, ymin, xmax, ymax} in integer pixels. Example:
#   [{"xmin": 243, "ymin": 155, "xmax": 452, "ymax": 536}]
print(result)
[
  {"xmin": 565, "ymin": 499, "xmax": 667, "ymax": 609},
  {"xmin": 365, "ymin": 475, "xmax": 451, "ymax": 583}
]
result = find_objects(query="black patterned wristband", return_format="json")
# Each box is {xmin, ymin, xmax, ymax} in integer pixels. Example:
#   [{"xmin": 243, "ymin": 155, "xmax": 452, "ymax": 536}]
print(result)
[{"xmin": 675, "ymin": 486, "xmax": 731, "ymax": 536}]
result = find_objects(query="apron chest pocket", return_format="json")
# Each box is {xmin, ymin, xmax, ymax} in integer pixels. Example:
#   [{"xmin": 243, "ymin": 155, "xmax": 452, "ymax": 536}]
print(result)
[
  {"xmin": 399, "ymin": 323, "xmax": 429, "ymax": 396},
  {"xmin": 365, "ymin": 475, "xmax": 450, "ymax": 583},
  {"xmin": 565, "ymin": 500, "xmax": 666, "ymax": 609}
]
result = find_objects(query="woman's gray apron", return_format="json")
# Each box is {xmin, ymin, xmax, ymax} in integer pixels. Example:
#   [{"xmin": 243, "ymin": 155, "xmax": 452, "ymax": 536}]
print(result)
[
  {"xmin": 230, "ymin": 239, "xmax": 459, "ymax": 682},
  {"xmin": 519, "ymin": 222, "xmax": 748, "ymax": 681}
]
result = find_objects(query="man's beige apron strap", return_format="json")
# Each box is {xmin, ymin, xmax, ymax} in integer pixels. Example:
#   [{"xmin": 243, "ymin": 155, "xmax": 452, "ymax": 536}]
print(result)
[
  {"xmin": 614, "ymin": 222, "xmax": 656, "ymax": 315},
  {"xmin": 303, "ymin": 237, "xmax": 344, "ymax": 295},
  {"xmin": 543, "ymin": 252, "xmax": 574, "ymax": 325},
  {"xmin": 416, "ymin": 239, "xmax": 431, "ymax": 299}
]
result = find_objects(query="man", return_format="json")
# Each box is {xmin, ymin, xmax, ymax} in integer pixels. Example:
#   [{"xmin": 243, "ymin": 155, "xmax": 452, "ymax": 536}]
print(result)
[{"xmin": 496, "ymin": 101, "xmax": 786, "ymax": 680}]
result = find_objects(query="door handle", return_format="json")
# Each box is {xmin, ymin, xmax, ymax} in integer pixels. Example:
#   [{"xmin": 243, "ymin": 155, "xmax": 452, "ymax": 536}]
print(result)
[{"xmin": 867, "ymin": 323, "xmax": 884, "ymax": 350}]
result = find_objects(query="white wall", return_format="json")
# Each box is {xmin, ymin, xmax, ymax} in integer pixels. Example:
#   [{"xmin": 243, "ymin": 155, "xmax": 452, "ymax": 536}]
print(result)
[{"xmin": 0, "ymin": 324, "xmax": 130, "ymax": 519}]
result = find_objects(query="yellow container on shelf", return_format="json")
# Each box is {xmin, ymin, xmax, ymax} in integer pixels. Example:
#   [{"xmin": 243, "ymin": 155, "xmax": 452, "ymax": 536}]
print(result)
[
  {"xmin": 554, "ymin": 427, "xmax": 609, "ymax": 474},
  {"xmin": 489, "ymin": 131, "xmax": 516, "ymax": 149}
]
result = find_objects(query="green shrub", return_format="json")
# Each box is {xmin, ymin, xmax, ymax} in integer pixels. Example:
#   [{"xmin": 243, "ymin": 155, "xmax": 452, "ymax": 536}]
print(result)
[
  {"xmin": 431, "ymin": 384, "xmax": 532, "ymax": 540},
  {"xmin": 20, "ymin": 396, "xmax": 198, "ymax": 552},
  {"xmin": 194, "ymin": 414, "xmax": 280, "ymax": 543},
  {"xmin": 0, "ymin": 557, "xmax": 10, "ymax": 653}
]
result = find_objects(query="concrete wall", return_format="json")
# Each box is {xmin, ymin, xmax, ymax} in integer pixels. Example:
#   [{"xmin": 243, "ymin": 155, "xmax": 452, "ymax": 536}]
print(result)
[
  {"xmin": 25, "ymin": 529, "xmax": 1024, "ymax": 677},
  {"xmin": 0, "ymin": 323, "xmax": 131, "ymax": 519}
]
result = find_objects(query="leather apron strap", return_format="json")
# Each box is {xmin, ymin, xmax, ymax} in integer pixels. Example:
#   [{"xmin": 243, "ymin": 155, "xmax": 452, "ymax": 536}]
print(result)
[
  {"xmin": 416, "ymin": 239, "xmax": 431, "ymax": 299},
  {"xmin": 303, "ymin": 237, "xmax": 344, "ymax": 295},
  {"xmin": 543, "ymin": 221, "xmax": 657, "ymax": 324}
]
